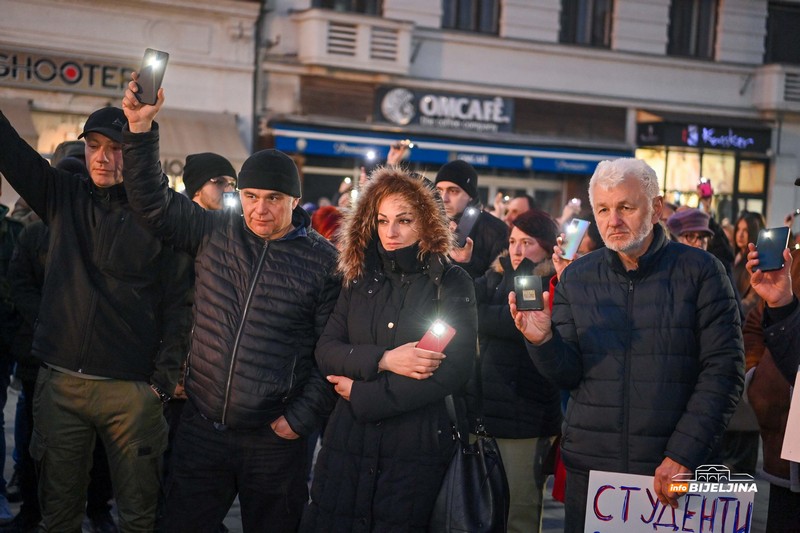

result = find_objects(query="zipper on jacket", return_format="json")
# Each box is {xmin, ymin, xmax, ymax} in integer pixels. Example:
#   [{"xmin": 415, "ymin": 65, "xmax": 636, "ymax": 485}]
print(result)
[
  {"xmin": 77, "ymin": 206, "xmax": 112, "ymax": 372},
  {"xmin": 221, "ymin": 240, "xmax": 269, "ymax": 424},
  {"xmin": 622, "ymin": 279, "xmax": 634, "ymax": 470}
]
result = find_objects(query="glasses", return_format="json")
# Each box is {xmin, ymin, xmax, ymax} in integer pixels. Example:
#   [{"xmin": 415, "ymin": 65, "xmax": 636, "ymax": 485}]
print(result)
[
  {"xmin": 209, "ymin": 177, "xmax": 236, "ymax": 188},
  {"xmin": 681, "ymin": 233, "xmax": 710, "ymax": 244}
]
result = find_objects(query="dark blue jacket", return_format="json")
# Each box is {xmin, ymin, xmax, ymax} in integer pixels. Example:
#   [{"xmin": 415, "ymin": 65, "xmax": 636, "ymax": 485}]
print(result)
[{"xmin": 527, "ymin": 223, "xmax": 744, "ymax": 474}]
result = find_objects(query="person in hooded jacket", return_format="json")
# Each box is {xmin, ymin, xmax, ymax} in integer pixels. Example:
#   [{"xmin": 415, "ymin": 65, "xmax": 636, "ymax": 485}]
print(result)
[
  {"xmin": 301, "ymin": 167, "xmax": 478, "ymax": 532},
  {"xmin": 470, "ymin": 208, "xmax": 562, "ymax": 533}
]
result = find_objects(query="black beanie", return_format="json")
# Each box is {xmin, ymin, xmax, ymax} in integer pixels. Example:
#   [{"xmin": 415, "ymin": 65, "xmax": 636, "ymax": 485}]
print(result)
[
  {"xmin": 237, "ymin": 149, "xmax": 301, "ymax": 197},
  {"xmin": 434, "ymin": 160, "xmax": 479, "ymax": 199},
  {"xmin": 182, "ymin": 152, "xmax": 237, "ymax": 199}
]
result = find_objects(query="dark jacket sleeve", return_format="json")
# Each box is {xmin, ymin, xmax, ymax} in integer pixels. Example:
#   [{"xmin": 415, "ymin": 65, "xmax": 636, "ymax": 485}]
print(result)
[
  {"xmin": 348, "ymin": 267, "xmax": 478, "ymax": 423},
  {"xmin": 8, "ymin": 223, "xmax": 46, "ymax": 327},
  {"xmin": 476, "ymin": 271, "xmax": 524, "ymax": 341},
  {"xmin": 121, "ymin": 126, "xmax": 214, "ymax": 256},
  {"xmin": 149, "ymin": 249, "xmax": 194, "ymax": 394},
  {"xmin": 664, "ymin": 258, "xmax": 744, "ymax": 470},
  {"xmin": 284, "ymin": 269, "xmax": 341, "ymax": 436},
  {"xmin": 763, "ymin": 298, "xmax": 800, "ymax": 384},
  {"xmin": 315, "ymin": 285, "xmax": 389, "ymax": 382}
]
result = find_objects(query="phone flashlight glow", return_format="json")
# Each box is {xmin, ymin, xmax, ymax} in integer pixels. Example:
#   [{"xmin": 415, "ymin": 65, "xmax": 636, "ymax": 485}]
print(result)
[
  {"xmin": 431, "ymin": 321, "xmax": 446, "ymax": 337},
  {"xmin": 146, "ymin": 57, "xmax": 163, "ymax": 70},
  {"xmin": 763, "ymin": 230, "xmax": 772, "ymax": 239},
  {"xmin": 566, "ymin": 221, "xmax": 578, "ymax": 234},
  {"xmin": 224, "ymin": 194, "xmax": 238, "ymax": 208},
  {"xmin": 517, "ymin": 278, "xmax": 528, "ymax": 287},
  {"xmin": 466, "ymin": 208, "xmax": 477, "ymax": 216}
]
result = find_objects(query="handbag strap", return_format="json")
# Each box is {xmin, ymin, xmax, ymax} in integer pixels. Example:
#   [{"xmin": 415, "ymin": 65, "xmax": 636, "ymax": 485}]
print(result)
[{"xmin": 436, "ymin": 269, "xmax": 486, "ymax": 442}]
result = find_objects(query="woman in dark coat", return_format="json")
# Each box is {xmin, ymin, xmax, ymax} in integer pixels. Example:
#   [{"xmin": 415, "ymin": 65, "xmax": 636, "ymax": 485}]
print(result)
[
  {"xmin": 470, "ymin": 208, "xmax": 562, "ymax": 533},
  {"xmin": 302, "ymin": 168, "xmax": 478, "ymax": 532}
]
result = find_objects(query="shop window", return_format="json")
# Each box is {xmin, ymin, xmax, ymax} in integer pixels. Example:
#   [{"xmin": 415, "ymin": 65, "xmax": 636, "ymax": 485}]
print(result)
[
  {"xmin": 667, "ymin": 0, "xmax": 718, "ymax": 59},
  {"xmin": 636, "ymin": 148, "xmax": 667, "ymax": 190},
  {"xmin": 700, "ymin": 151, "xmax": 735, "ymax": 197},
  {"xmin": 764, "ymin": 2, "xmax": 800, "ymax": 65},
  {"xmin": 313, "ymin": 0, "xmax": 382, "ymax": 15},
  {"xmin": 738, "ymin": 160, "xmax": 766, "ymax": 194},
  {"xmin": 666, "ymin": 150, "xmax": 701, "ymax": 194},
  {"xmin": 559, "ymin": 0, "xmax": 614, "ymax": 48},
  {"xmin": 442, "ymin": 0, "xmax": 500, "ymax": 35}
]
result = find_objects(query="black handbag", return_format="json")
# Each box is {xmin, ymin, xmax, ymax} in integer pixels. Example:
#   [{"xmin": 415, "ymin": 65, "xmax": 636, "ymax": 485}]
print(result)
[
  {"xmin": 428, "ymin": 269, "xmax": 510, "ymax": 532},
  {"xmin": 428, "ymin": 392, "xmax": 510, "ymax": 533}
]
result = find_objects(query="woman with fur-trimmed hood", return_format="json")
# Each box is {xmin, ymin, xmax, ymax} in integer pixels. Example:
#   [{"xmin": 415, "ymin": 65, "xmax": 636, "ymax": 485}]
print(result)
[{"xmin": 301, "ymin": 167, "xmax": 478, "ymax": 532}]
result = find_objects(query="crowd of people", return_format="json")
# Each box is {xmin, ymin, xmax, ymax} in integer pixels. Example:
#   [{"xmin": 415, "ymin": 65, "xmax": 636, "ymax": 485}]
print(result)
[{"xmin": 0, "ymin": 72, "xmax": 796, "ymax": 533}]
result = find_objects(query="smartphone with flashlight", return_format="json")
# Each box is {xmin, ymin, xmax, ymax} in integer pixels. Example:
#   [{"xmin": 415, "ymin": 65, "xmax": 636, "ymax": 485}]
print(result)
[
  {"xmin": 417, "ymin": 320, "xmax": 456, "ymax": 352},
  {"xmin": 514, "ymin": 275, "xmax": 544, "ymax": 311},
  {"xmin": 135, "ymin": 48, "xmax": 169, "ymax": 106},
  {"xmin": 455, "ymin": 207, "xmax": 480, "ymax": 247},
  {"xmin": 755, "ymin": 226, "xmax": 791, "ymax": 272},
  {"xmin": 559, "ymin": 218, "xmax": 590, "ymax": 260},
  {"xmin": 222, "ymin": 191, "xmax": 240, "ymax": 210}
]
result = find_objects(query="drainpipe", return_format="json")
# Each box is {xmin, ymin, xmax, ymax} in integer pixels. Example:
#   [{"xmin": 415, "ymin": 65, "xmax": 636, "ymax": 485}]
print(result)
[{"xmin": 251, "ymin": 0, "xmax": 270, "ymax": 154}]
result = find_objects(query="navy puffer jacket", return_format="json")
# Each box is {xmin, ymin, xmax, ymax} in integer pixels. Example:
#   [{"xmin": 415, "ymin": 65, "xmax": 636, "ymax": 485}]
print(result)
[{"xmin": 528, "ymin": 224, "xmax": 744, "ymax": 474}]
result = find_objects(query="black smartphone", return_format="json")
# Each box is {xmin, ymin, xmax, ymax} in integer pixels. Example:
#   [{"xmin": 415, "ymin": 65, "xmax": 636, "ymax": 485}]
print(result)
[
  {"xmin": 455, "ymin": 207, "xmax": 480, "ymax": 247},
  {"xmin": 755, "ymin": 226, "xmax": 790, "ymax": 272},
  {"xmin": 514, "ymin": 276, "xmax": 544, "ymax": 311},
  {"xmin": 559, "ymin": 218, "xmax": 591, "ymax": 260},
  {"xmin": 136, "ymin": 48, "xmax": 169, "ymax": 106}
]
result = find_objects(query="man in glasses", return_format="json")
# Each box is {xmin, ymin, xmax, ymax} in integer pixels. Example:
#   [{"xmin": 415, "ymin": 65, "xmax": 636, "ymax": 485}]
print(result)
[
  {"xmin": 666, "ymin": 208, "xmax": 714, "ymax": 250},
  {"xmin": 182, "ymin": 152, "xmax": 237, "ymax": 211}
]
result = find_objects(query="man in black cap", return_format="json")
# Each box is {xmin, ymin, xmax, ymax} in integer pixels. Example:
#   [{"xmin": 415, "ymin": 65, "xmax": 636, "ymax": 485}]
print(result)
[
  {"xmin": 0, "ymin": 105, "xmax": 191, "ymax": 532},
  {"xmin": 182, "ymin": 152, "xmax": 237, "ymax": 211},
  {"xmin": 435, "ymin": 159, "xmax": 509, "ymax": 278},
  {"xmin": 122, "ymin": 77, "xmax": 339, "ymax": 532}
]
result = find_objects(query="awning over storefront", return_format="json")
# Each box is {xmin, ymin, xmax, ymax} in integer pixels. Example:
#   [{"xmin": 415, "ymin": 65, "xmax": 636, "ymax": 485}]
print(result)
[
  {"xmin": 270, "ymin": 122, "xmax": 631, "ymax": 175},
  {"xmin": 157, "ymin": 109, "xmax": 250, "ymax": 171},
  {"xmin": 1, "ymin": 98, "xmax": 39, "ymax": 148}
]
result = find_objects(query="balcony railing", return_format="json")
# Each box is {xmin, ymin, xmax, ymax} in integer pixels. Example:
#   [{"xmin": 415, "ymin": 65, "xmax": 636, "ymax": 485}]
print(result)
[{"xmin": 291, "ymin": 9, "xmax": 412, "ymax": 75}]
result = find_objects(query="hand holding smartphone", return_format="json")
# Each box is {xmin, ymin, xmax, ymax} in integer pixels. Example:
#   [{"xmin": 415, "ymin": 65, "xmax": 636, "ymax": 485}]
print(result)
[
  {"xmin": 559, "ymin": 218, "xmax": 590, "ymax": 260},
  {"xmin": 135, "ymin": 48, "xmax": 169, "ymax": 106},
  {"xmin": 454, "ymin": 207, "xmax": 480, "ymax": 247},
  {"xmin": 755, "ymin": 226, "xmax": 791, "ymax": 272},
  {"xmin": 514, "ymin": 276, "xmax": 544, "ymax": 311},
  {"xmin": 417, "ymin": 320, "xmax": 456, "ymax": 352}
]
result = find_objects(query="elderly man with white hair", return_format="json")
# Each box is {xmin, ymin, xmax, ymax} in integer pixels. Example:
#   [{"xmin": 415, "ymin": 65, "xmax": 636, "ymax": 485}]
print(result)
[{"xmin": 510, "ymin": 158, "xmax": 744, "ymax": 532}]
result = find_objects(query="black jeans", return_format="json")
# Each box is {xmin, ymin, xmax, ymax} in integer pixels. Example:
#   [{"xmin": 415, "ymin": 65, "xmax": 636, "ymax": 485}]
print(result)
[
  {"xmin": 564, "ymin": 469, "xmax": 590, "ymax": 533},
  {"xmin": 162, "ymin": 401, "xmax": 308, "ymax": 533}
]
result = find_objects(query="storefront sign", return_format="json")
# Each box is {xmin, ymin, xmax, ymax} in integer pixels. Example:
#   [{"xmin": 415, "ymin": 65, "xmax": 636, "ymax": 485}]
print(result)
[
  {"xmin": 376, "ymin": 86, "xmax": 514, "ymax": 134},
  {"xmin": 636, "ymin": 122, "xmax": 771, "ymax": 153},
  {"xmin": 0, "ymin": 49, "xmax": 134, "ymax": 96}
]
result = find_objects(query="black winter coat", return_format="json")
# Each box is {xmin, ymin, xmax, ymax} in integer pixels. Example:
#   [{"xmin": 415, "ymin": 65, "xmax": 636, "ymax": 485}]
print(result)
[
  {"xmin": 528, "ymin": 224, "xmax": 744, "ymax": 475},
  {"xmin": 122, "ymin": 126, "xmax": 340, "ymax": 434},
  {"xmin": 0, "ymin": 111, "xmax": 191, "ymax": 391},
  {"xmin": 303, "ymin": 244, "xmax": 478, "ymax": 532},
  {"xmin": 470, "ymin": 255, "xmax": 561, "ymax": 438}
]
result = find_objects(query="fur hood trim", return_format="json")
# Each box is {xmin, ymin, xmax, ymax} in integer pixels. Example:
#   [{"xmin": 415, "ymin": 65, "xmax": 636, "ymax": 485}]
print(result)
[{"xmin": 337, "ymin": 167, "xmax": 452, "ymax": 283}]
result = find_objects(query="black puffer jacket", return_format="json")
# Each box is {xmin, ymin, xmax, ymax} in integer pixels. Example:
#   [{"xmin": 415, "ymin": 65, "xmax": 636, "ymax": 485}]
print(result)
[
  {"xmin": 528, "ymin": 224, "xmax": 744, "ymax": 474},
  {"xmin": 470, "ymin": 254, "xmax": 561, "ymax": 439},
  {"xmin": 122, "ymin": 126, "xmax": 340, "ymax": 434},
  {"xmin": 0, "ymin": 111, "xmax": 191, "ymax": 392}
]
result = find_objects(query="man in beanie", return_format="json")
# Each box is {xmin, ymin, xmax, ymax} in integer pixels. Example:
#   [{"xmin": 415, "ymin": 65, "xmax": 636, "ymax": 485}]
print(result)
[
  {"xmin": 182, "ymin": 152, "xmax": 237, "ymax": 210},
  {"xmin": 0, "ymin": 104, "xmax": 192, "ymax": 531},
  {"xmin": 511, "ymin": 158, "xmax": 743, "ymax": 532},
  {"xmin": 122, "ymin": 78, "xmax": 339, "ymax": 531},
  {"xmin": 435, "ymin": 159, "xmax": 508, "ymax": 278}
]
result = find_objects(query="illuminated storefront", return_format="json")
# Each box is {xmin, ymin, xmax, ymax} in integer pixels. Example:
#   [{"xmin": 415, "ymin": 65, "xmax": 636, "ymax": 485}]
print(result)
[{"xmin": 636, "ymin": 120, "xmax": 772, "ymax": 223}]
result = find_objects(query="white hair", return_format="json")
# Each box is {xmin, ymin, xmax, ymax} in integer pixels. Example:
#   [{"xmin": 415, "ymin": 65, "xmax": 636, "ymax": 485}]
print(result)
[{"xmin": 588, "ymin": 158, "xmax": 661, "ymax": 209}]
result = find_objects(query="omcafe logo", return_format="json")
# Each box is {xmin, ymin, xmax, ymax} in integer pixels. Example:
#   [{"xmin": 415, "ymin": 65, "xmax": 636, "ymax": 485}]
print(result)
[{"xmin": 669, "ymin": 465, "xmax": 758, "ymax": 494}]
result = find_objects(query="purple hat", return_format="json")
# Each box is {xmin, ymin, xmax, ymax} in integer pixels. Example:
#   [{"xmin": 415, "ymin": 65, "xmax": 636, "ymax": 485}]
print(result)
[{"xmin": 666, "ymin": 208, "xmax": 713, "ymax": 237}]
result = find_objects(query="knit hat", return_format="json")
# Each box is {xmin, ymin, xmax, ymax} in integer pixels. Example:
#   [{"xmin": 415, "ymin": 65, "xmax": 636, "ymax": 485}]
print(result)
[
  {"xmin": 182, "ymin": 152, "xmax": 237, "ymax": 199},
  {"xmin": 512, "ymin": 208, "xmax": 559, "ymax": 253},
  {"xmin": 434, "ymin": 160, "xmax": 479, "ymax": 199},
  {"xmin": 666, "ymin": 208, "xmax": 713, "ymax": 237},
  {"xmin": 237, "ymin": 149, "xmax": 301, "ymax": 197},
  {"xmin": 78, "ymin": 107, "xmax": 127, "ymax": 143}
]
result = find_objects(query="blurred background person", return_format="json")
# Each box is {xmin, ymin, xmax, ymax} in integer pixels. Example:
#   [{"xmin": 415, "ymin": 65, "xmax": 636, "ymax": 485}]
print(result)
[
  {"xmin": 181, "ymin": 152, "xmax": 237, "ymax": 211},
  {"xmin": 470, "ymin": 208, "xmax": 561, "ymax": 533},
  {"xmin": 310, "ymin": 205, "xmax": 343, "ymax": 247},
  {"xmin": 302, "ymin": 168, "xmax": 477, "ymax": 531},
  {"xmin": 503, "ymin": 194, "xmax": 537, "ymax": 228},
  {"xmin": 734, "ymin": 211, "xmax": 766, "ymax": 318}
]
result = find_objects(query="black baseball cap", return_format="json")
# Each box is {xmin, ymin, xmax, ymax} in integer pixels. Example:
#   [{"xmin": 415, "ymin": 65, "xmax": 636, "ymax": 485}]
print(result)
[{"xmin": 78, "ymin": 107, "xmax": 127, "ymax": 143}]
